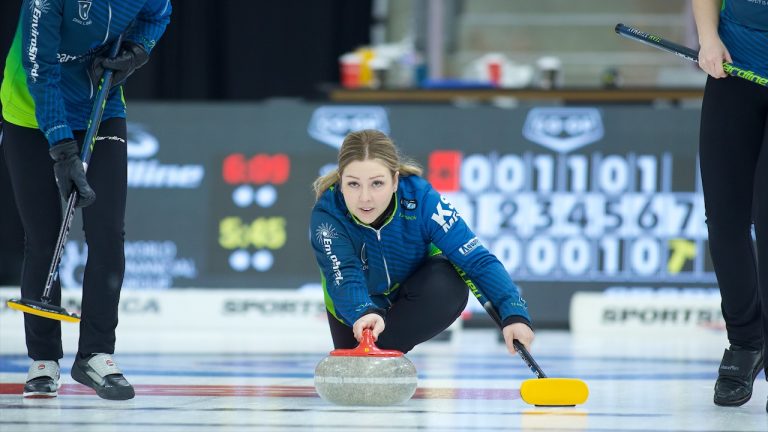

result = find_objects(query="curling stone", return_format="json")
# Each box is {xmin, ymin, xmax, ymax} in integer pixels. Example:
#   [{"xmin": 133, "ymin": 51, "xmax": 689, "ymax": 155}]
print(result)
[{"xmin": 314, "ymin": 329, "xmax": 418, "ymax": 406}]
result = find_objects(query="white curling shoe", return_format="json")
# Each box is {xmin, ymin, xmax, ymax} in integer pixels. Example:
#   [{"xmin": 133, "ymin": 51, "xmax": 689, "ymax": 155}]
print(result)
[{"xmin": 23, "ymin": 360, "xmax": 61, "ymax": 398}]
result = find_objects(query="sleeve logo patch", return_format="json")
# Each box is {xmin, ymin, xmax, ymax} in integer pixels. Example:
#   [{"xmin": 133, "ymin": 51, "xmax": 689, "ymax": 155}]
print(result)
[
  {"xmin": 431, "ymin": 195, "xmax": 459, "ymax": 233},
  {"xmin": 316, "ymin": 223, "xmax": 343, "ymax": 284},
  {"xmin": 400, "ymin": 198, "xmax": 417, "ymax": 210},
  {"xmin": 459, "ymin": 237, "xmax": 480, "ymax": 255},
  {"xmin": 315, "ymin": 223, "xmax": 338, "ymax": 242}
]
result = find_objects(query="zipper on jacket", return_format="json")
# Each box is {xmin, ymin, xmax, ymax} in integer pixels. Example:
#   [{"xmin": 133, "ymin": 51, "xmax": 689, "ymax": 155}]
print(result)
[
  {"xmin": 355, "ymin": 223, "xmax": 392, "ymax": 295},
  {"xmin": 350, "ymin": 195, "xmax": 399, "ymax": 295},
  {"xmin": 374, "ymin": 228, "xmax": 392, "ymax": 291}
]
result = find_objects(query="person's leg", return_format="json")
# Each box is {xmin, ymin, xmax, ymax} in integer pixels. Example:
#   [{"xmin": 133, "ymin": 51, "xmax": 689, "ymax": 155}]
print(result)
[
  {"xmin": 76, "ymin": 117, "xmax": 127, "ymax": 356},
  {"xmin": 700, "ymin": 76, "xmax": 766, "ymax": 406},
  {"xmin": 752, "ymin": 96, "xmax": 768, "ymax": 414},
  {"xmin": 375, "ymin": 256, "xmax": 469, "ymax": 353},
  {"xmin": 69, "ymin": 117, "xmax": 133, "ymax": 400},
  {"xmin": 0, "ymin": 129, "xmax": 25, "ymax": 286},
  {"xmin": 1, "ymin": 123, "xmax": 64, "ymax": 360},
  {"xmin": 751, "ymin": 88, "xmax": 768, "ymax": 370},
  {"xmin": 2, "ymin": 123, "xmax": 63, "ymax": 397},
  {"xmin": 701, "ymin": 77, "xmax": 765, "ymax": 348}
]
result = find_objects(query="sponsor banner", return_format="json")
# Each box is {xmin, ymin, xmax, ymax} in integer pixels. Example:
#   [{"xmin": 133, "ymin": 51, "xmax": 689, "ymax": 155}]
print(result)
[
  {"xmin": 307, "ymin": 105, "xmax": 390, "ymax": 148},
  {"xmin": 59, "ymin": 240, "xmax": 197, "ymax": 289},
  {"xmin": 522, "ymin": 107, "xmax": 604, "ymax": 153},
  {"xmin": 0, "ymin": 287, "xmax": 332, "ymax": 353},
  {"xmin": 127, "ymin": 121, "xmax": 205, "ymax": 189},
  {"xmin": 569, "ymin": 289, "xmax": 725, "ymax": 336}
]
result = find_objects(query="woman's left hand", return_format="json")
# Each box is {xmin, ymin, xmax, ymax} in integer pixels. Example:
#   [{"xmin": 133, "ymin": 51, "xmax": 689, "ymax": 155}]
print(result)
[{"xmin": 501, "ymin": 322, "xmax": 534, "ymax": 355}]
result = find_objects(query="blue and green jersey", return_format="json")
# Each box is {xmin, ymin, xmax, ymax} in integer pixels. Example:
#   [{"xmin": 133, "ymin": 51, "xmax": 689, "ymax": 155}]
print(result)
[
  {"xmin": 310, "ymin": 175, "xmax": 530, "ymax": 327},
  {"xmin": 720, "ymin": 0, "xmax": 768, "ymax": 77},
  {"xmin": 0, "ymin": 0, "xmax": 171, "ymax": 146}
]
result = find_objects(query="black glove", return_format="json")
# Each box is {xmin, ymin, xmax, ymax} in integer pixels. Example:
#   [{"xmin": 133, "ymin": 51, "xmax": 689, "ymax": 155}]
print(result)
[
  {"xmin": 89, "ymin": 41, "xmax": 149, "ymax": 89},
  {"xmin": 49, "ymin": 140, "xmax": 96, "ymax": 208}
]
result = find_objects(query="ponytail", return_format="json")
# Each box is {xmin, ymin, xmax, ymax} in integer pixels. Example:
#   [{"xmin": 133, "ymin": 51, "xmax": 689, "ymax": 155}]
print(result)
[{"xmin": 313, "ymin": 169, "xmax": 339, "ymax": 200}]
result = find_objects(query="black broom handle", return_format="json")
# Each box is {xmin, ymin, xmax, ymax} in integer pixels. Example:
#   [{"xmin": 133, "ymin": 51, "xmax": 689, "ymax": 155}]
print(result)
[
  {"xmin": 41, "ymin": 35, "xmax": 124, "ymax": 303},
  {"xmin": 615, "ymin": 23, "xmax": 768, "ymax": 88}
]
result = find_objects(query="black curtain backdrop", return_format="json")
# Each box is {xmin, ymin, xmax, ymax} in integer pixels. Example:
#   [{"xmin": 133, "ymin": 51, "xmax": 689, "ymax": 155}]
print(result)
[
  {"xmin": 0, "ymin": 1, "xmax": 372, "ymax": 284},
  {"xmin": 0, "ymin": 0, "xmax": 372, "ymax": 100}
]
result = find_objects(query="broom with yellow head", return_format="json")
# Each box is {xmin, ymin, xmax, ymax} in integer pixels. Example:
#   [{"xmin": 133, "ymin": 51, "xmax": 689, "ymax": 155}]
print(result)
[
  {"xmin": 6, "ymin": 35, "xmax": 125, "ymax": 324},
  {"xmin": 481, "ymin": 298, "xmax": 589, "ymax": 407}
]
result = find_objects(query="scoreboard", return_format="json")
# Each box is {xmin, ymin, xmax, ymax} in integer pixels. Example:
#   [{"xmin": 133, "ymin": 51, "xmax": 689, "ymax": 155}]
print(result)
[{"xmin": 439, "ymin": 151, "xmax": 711, "ymax": 283}]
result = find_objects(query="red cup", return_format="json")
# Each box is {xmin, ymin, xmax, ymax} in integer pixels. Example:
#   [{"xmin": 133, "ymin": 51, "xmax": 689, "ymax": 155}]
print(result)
[
  {"xmin": 488, "ymin": 61, "xmax": 502, "ymax": 86},
  {"xmin": 340, "ymin": 55, "xmax": 361, "ymax": 88}
]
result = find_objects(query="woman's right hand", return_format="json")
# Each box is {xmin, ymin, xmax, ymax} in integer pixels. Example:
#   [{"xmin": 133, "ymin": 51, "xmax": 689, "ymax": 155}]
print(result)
[
  {"xmin": 502, "ymin": 322, "xmax": 534, "ymax": 355},
  {"xmin": 352, "ymin": 313, "xmax": 385, "ymax": 342},
  {"xmin": 698, "ymin": 37, "xmax": 732, "ymax": 78}
]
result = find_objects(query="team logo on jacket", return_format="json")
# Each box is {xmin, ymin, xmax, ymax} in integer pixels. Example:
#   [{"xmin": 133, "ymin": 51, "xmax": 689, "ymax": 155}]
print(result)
[
  {"xmin": 400, "ymin": 198, "xmax": 417, "ymax": 210},
  {"xmin": 74, "ymin": 0, "xmax": 93, "ymax": 25},
  {"xmin": 431, "ymin": 195, "xmax": 459, "ymax": 233},
  {"xmin": 316, "ymin": 223, "xmax": 343, "ymax": 285},
  {"xmin": 78, "ymin": 1, "xmax": 92, "ymax": 20}
]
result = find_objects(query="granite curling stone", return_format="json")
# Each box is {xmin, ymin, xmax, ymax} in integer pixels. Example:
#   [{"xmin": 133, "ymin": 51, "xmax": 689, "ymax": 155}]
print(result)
[{"xmin": 314, "ymin": 329, "xmax": 418, "ymax": 406}]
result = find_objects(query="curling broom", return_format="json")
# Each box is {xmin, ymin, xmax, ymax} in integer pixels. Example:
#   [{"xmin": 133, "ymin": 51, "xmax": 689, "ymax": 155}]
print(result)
[
  {"xmin": 481, "ymin": 299, "xmax": 589, "ymax": 406},
  {"xmin": 6, "ymin": 35, "xmax": 125, "ymax": 323}
]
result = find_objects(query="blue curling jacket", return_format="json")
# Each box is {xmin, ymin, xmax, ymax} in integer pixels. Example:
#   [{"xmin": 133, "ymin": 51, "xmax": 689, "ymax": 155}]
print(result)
[
  {"xmin": 310, "ymin": 175, "xmax": 530, "ymax": 326},
  {"xmin": 720, "ymin": 0, "xmax": 768, "ymax": 77},
  {"xmin": 1, "ymin": 0, "xmax": 172, "ymax": 145}
]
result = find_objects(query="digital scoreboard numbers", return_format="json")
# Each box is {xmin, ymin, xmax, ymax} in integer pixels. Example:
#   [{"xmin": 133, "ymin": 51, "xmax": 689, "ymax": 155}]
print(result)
[
  {"xmin": 214, "ymin": 153, "xmax": 291, "ymax": 274},
  {"xmin": 429, "ymin": 150, "xmax": 716, "ymax": 284}
]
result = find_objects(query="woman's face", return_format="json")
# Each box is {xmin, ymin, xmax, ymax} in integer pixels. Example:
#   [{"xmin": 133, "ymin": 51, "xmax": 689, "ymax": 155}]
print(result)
[{"xmin": 340, "ymin": 159, "xmax": 398, "ymax": 225}]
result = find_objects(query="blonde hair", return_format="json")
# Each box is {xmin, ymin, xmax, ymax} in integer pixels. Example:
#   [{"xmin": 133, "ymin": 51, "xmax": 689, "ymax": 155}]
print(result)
[{"xmin": 313, "ymin": 129, "xmax": 422, "ymax": 200}]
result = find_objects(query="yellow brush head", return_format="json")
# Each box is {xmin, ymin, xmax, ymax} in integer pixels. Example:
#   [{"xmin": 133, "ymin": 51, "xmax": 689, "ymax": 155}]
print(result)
[
  {"xmin": 6, "ymin": 299, "xmax": 81, "ymax": 323},
  {"xmin": 520, "ymin": 377, "xmax": 589, "ymax": 406}
]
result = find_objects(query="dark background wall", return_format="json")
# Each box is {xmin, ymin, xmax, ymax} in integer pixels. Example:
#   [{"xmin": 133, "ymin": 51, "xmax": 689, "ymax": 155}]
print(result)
[
  {"xmin": 124, "ymin": 1, "xmax": 373, "ymax": 100},
  {"xmin": 0, "ymin": 1, "xmax": 372, "ymax": 100}
]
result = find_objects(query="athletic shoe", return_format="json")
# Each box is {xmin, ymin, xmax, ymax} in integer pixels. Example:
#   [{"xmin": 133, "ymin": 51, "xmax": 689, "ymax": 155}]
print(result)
[
  {"xmin": 71, "ymin": 353, "xmax": 135, "ymax": 400},
  {"xmin": 23, "ymin": 360, "xmax": 60, "ymax": 398},
  {"xmin": 714, "ymin": 345, "xmax": 763, "ymax": 406}
]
